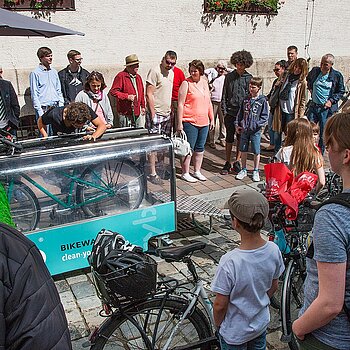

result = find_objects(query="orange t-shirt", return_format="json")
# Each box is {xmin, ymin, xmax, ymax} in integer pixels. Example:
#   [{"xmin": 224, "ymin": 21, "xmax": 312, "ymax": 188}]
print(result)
[{"xmin": 182, "ymin": 78, "xmax": 212, "ymax": 127}]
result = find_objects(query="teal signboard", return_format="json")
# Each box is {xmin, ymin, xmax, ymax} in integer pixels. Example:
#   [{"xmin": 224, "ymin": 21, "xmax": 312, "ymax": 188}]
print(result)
[{"xmin": 27, "ymin": 202, "xmax": 176, "ymax": 275}]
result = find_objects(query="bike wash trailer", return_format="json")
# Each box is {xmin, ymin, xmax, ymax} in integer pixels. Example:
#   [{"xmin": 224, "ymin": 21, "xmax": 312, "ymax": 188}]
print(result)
[{"xmin": 0, "ymin": 129, "xmax": 177, "ymax": 275}]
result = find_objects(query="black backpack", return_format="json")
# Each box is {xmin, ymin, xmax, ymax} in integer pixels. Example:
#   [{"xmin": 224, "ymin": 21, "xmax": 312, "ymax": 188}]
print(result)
[{"xmin": 306, "ymin": 193, "xmax": 350, "ymax": 321}]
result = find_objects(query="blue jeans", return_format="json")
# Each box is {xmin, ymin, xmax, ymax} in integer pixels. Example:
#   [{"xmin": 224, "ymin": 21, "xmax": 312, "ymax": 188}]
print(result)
[
  {"xmin": 239, "ymin": 129, "xmax": 262, "ymax": 155},
  {"xmin": 183, "ymin": 122, "xmax": 209, "ymax": 152},
  {"xmin": 307, "ymin": 103, "xmax": 331, "ymax": 154},
  {"xmin": 273, "ymin": 111, "xmax": 294, "ymax": 152},
  {"xmin": 219, "ymin": 331, "xmax": 266, "ymax": 350}
]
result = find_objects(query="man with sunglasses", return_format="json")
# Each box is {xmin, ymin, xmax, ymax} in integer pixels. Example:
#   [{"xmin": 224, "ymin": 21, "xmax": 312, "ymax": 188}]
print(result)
[
  {"xmin": 145, "ymin": 51, "xmax": 175, "ymax": 184},
  {"xmin": 59, "ymin": 50, "xmax": 90, "ymax": 104},
  {"xmin": 110, "ymin": 54, "xmax": 145, "ymax": 128}
]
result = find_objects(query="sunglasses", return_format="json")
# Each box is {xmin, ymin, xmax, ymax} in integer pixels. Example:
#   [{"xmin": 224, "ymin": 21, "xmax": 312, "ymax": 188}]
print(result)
[
  {"xmin": 74, "ymin": 58, "xmax": 83, "ymax": 62},
  {"xmin": 165, "ymin": 59, "xmax": 176, "ymax": 66}
]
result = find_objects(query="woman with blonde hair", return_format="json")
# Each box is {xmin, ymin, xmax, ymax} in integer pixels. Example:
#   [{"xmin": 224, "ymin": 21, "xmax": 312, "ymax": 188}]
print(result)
[
  {"xmin": 293, "ymin": 112, "xmax": 350, "ymax": 348},
  {"xmin": 273, "ymin": 58, "xmax": 308, "ymax": 152},
  {"xmin": 275, "ymin": 118, "xmax": 325, "ymax": 193}
]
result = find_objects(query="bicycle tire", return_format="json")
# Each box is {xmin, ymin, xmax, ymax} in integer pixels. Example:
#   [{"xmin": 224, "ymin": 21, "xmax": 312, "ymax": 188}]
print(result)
[
  {"xmin": 6, "ymin": 181, "xmax": 40, "ymax": 232},
  {"xmin": 281, "ymin": 259, "xmax": 306, "ymax": 350},
  {"xmin": 77, "ymin": 159, "xmax": 144, "ymax": 218},
  {"xmin": 90, "ymin": 298, "xmax": 213, "ymax": 350}
]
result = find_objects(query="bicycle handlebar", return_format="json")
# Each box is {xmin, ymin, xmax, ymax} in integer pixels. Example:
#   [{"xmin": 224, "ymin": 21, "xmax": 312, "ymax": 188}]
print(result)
[{"xmin": 0, "ymin": 136, "xmax": 23, "ymax": 152}]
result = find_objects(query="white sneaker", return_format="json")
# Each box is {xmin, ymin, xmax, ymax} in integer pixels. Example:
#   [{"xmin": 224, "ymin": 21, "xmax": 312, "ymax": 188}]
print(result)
[
  {"xmin": 236, "ymin": 169, "xmax": 247, "ymax": 180},
  {"xmin": 181, "ymin": 173, "xmax": 198, "ymax": 183},
  {"xmin": 252, "ymin": 170, "xmax": 260, "ymax": 182},
  {"xmin": 193, "ymin": 171, "xmax": 207, "ymax": 181}
]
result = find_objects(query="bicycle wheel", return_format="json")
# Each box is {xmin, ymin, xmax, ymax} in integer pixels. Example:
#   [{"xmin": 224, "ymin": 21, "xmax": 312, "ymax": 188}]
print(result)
[
  {"xmin": 91, "ymin": 298, "xmax": 213, "ymax": 350},
  {"xmin": 6, "ymin": 181, "xmax": 40, "ymax": 232},
  {"xmin": 281, "ymin": 259, "xmax": 306, "ymax": 350},
  {"xmin": 77, "ymin": 159, "xmax": 144, "ymax": 218}
]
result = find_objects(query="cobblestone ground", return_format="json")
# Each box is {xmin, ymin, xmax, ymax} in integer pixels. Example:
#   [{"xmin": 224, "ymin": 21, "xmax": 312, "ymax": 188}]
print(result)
[{"xmin": 55, "ymin": 214, "xmax": 289, "ymax": 350}]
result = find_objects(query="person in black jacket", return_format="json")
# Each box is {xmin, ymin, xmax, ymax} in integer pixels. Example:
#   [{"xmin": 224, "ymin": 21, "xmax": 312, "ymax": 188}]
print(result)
[
  {"xmin": 0, "ymin": 78, "xmax": 20, "ymax": 136},
  {"xmin": 306, "ymin": 53, "xmax": 345, "ymax": 154},
  {"xmin": 0, "ymin": 223, "xmax": 72, "ymax": 350},
  {"xmin": 59, "ymin": 49, "xmax": 90, "ymax": 104}
]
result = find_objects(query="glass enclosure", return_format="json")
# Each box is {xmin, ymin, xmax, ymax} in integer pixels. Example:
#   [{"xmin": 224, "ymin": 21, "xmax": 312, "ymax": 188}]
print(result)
[{"xmin": 0, "ymin": 128, "xmax": 176, "ymax": 274}]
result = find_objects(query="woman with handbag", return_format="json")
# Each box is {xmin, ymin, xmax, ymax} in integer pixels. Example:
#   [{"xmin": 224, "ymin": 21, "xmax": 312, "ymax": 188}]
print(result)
[
  {"xmin": 177, "ymin": 60, "xmax": 214, "ymax": 182},
  {"xmin": 75, "ymin": 71, "xmax": 113, "ymax": 129},
  {"xmin": 272, "ymin": 58, "xmax": 308, "ymax": 152}
]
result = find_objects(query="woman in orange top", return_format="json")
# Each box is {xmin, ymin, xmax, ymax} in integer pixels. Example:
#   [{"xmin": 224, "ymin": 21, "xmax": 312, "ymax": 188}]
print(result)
[{"xmin": 177, "ymin": 60, "xmax": 214, "ymax": 182}]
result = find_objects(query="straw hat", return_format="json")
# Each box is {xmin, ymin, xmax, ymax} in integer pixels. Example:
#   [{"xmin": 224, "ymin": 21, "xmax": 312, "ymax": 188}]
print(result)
[{"xmin": 125, "ymin": 54, "xmax": 140, "ymax": 67}]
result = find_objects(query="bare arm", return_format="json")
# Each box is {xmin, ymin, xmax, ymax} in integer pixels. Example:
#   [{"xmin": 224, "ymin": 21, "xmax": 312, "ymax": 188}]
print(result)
[
  {"xmin": 213, "ymin": 293, "xmax": 229, "ymax": 329},
  {"xmin": 315, "ymin": 165, "xmax": 326, "ymax": 193},
  {"xmin": 85, "ymin": 117, "xmax": 107, "ymax": 141},
  {"xmin": 146, "ymin": 83, "xmax": 156, "ymax": 118},
  {"xmin": 176, "ymin": 81, "xmax": 188, "ymax": 132},
  {"xmin": 37, "ymin": 116, "xmax": 48, "ymax": 138},
  {"xmin": 292, "ymin": 261, "xmax": 346, "ymax": 340},
  {"xmin": 267, "ymin": 278, "xmax": 279, "ymax": 298}
]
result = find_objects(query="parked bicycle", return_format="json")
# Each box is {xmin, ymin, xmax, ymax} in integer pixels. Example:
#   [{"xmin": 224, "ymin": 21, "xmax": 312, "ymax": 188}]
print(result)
[
  {"xmin": 85, "ymin": 229, "xmax": 218, "ymax": 350},
  {"xmin": 0, "ymin": 132, "xmax": 145, "ymax": 232}
]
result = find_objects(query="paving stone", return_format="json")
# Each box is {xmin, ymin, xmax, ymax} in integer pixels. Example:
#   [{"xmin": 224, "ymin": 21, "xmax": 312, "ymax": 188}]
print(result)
[
  {"xmin": 60, "ymin": 290, "xmax": 77, "ymax": 310},
  {"xmin": 210, "ymin": 236, "xmax": 231, "ymax": 246},
  {"xmin": 69, "ymin": 321, "xmax": 89, "ymax": 341},
  {"xmin": 66, "ymin": 274, "xmax": 88, "ymax": 285},
  {"xmin": 83, "ymin": 308, "xmax": 106, "ymax": 330},
  {"xmin": 55, "ymin": 279, "xmax": 70, "ymax": 293},
  {"xmin": 209, "ymin": 250, "xmax": 225, "ymax": 263},
  {"xmin": 66, "ymin": 307, "xmax": 85, "ymax": 324},
  {"xmin": 157, "ymin": 261, "xmax": 179, "ymax": 276},
  {"xmin": 72, "ymin": 337, "xmax": 90, "ymax": 350},
  {"xmin": 266, "ymin": 330, "xmax": 289, "ymax": 350},
  {"xmin": 71, "ymin": 280, "xmax": 96, "ymax": 300},
  {"xmin": 77, "ymin": 295, "xmax": 102, "ymax": 312}
]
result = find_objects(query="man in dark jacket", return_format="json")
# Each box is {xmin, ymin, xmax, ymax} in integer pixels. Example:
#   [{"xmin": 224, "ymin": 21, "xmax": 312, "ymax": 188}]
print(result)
[
  {"xmin": 0, "ymin": 78, "xmax": 20, "ymax": 136},
  {"xmin": 221, "ymin": 50, "xmax": 253, "ymax": 175},
  {"xmin": 307, "ymin": 53, "xmax": 345, "ymax": 153},
  {"xmin": 59, "ymin": 49, "xmax": 90, "ymax": 104},
  {"xmin": 0, "ymin": 223, "xmax": 72, "ymax": 350}
]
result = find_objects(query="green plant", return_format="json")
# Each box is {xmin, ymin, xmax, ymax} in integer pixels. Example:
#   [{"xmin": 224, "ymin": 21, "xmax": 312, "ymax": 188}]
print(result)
[
  {"xmin": 205, "ymin": 0, "xmax": 280, "ymax": 13},
  {"xmin": 4, "ymin": 0, "xmax": 61, "ymax": 9}
]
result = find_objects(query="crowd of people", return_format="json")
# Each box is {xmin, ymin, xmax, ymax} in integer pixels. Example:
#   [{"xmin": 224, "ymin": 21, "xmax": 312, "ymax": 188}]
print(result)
[{"xmin": 1, "ymin": 45, "xmax": 350, "ymax": 350}]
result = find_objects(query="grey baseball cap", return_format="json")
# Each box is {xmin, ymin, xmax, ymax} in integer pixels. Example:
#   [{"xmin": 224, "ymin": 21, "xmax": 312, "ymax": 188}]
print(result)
[{"xmin": 225, "ymin": 188, "xmax": 269, "ymax": 224}]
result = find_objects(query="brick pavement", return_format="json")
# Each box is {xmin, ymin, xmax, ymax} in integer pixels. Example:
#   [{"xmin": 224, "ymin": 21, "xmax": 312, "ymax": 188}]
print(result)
[{"xmin": 57, "ymin": 137, "xmax": 310, "ymax": 349}]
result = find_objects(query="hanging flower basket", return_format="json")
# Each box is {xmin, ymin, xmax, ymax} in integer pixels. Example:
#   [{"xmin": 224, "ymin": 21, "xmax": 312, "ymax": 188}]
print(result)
[
  {"xmin": 204, "ymin": 0, "xmax": 280, "ymax": 14},
  {"xmin": 2, "ymin": 0, "xmax": 75, "ymax": 10}
]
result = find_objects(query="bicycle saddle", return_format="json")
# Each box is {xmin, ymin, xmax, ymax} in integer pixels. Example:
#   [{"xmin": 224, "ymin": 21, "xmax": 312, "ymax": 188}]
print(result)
[{"xmin": 157, "ymin": 241, "xmax": 206, "ymax": 262}]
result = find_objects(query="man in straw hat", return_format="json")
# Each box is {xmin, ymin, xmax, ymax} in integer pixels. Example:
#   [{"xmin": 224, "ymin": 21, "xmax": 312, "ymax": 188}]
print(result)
[{"xmin": 110, "ymin": 54, "xmax": 145, "ymax": 128}]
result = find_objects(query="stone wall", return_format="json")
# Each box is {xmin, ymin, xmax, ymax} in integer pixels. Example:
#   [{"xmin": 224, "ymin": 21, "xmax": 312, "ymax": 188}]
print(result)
[{"xmin": 0, "ymin": 0, "xmax": 349, "ymax": 115}]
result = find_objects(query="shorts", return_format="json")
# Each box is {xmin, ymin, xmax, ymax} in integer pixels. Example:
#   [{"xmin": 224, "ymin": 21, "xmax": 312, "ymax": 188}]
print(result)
[
  {"xmin": 146, "ymin": 111, "xmax": 172, "ymax": 136},
  {"xmin": 224, "ymin": 109, "xmax": 239, "ymax": 143},
  {"xmin": 183, "ymin": 122, "xmax": 209, "ymax": 152},
  {"xmin": 239, "ymin": 130, "xmax": 261, "ymax": 155}
]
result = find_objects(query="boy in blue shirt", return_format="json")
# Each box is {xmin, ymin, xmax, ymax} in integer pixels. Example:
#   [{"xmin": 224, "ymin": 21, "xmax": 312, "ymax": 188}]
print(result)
[
  {"xmin": 235, "ymin": 77, "xmax": 269, "ymax": 182},
  {"xmin": 212, "ymin": 189, "xmax": 284, "ymax": 349}
]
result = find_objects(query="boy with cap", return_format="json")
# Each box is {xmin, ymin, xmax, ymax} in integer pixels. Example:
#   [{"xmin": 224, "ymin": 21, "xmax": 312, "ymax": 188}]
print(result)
[{"xmin": 212, "ymin": 188, "xmax": 284, "ymax": 349}]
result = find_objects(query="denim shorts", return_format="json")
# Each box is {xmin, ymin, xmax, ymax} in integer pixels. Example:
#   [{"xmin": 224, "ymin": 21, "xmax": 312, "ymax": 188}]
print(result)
[
  {"xmin": 182, "ymin": 122, "xmax": 209, "ymax": 152},
  {"xmin": 239, "ymin": 129, "xmax": 262, "ymax": 155},
  {"xmin": 219, "ymin": 330, "xmax": 266, "ymax": 350}
]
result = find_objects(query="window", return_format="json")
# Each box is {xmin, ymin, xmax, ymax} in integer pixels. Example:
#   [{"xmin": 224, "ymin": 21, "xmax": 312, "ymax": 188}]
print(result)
[
  {"xmin": 2, "ymin": 0, "xmax": 75, "ymax": 11},
  {"xmin": 204, "ymin": 0, "xmax": 279, "ymax": 14}
]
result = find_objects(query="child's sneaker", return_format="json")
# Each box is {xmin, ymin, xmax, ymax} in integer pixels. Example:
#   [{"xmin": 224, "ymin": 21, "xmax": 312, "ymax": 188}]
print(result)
[
  {"xmin": 220, "ymin": 161, "xmax": 231, "ymax": 175},
  {"xmin": 236, "ymin": 168, "xmax": 247, "ymax": 180},
  {"xmin": 193, "ymin": 171, "xmax": 207, "ymax": 181},
  {"xmin": 252, "ymin": 170, "xmax": 260, "ymax": 182},
  {"xmin": 181, "ymin": 173, "xmax": 198, "ymax": 183}
]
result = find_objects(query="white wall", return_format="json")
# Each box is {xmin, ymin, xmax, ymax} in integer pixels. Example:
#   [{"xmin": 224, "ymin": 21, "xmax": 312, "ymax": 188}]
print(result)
[{"xmin": 1, "ymin": 0, "xmax": 349, "ymax": 114}]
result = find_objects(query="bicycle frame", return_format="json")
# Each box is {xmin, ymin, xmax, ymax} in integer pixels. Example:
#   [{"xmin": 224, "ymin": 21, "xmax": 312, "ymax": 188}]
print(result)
[
  {"xmin": 7, "ymin": 167, "xmax": 122, "ymax": 211},
  {"xmin": 161, "ymin": 279, "xmax": 215, "ymax": 350}
]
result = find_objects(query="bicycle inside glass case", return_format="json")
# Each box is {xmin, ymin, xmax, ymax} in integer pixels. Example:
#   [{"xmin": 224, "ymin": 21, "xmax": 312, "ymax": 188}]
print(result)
[{"xmin": 0, "ymin": 129, "xmax": 176, "ymax": 275}]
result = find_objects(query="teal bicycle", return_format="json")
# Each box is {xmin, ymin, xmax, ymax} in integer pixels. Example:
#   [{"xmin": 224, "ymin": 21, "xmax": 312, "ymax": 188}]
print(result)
[{"xmin": 0, "ymin": 133, "xmax": 145, "ymax": 232}]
